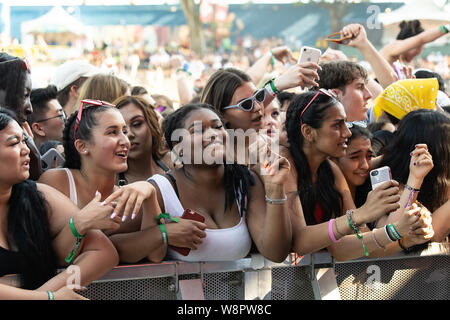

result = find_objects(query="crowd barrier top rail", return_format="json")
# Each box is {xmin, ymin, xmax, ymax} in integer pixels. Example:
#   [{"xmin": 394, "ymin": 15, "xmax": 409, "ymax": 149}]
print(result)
[
  {"xmin": 91, "ymin": 239, "xmax": 450, "ymax": 283},
  {"xmin": 1, "ymin": 239, "xmax": 448, "ymax": 300}
]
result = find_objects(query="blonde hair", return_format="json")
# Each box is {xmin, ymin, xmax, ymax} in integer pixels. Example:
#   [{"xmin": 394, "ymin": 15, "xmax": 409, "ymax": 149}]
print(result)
[{"xmin": 72, "ymin": 73, "xmax": 129, "ymax": 114}]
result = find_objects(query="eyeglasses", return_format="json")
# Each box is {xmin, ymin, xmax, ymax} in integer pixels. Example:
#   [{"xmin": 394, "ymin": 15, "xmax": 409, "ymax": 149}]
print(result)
[
  {"xmin": 223, "ymin": 88, "xmax": 266, "ymax": 112},
  {"xmin": 300, "ymin": 88, "xmax": 337, "ymax": 126},
  {"xmin": 345, "ymin": 120, "xmax": 367, "ymax": 128},
  {"xmin": 36, "ymin": 112, "xmax": 66, "ymax": 123},
  {"xmin": 74, "ymin": 99, "xmax": 115, "ymax": 140}
]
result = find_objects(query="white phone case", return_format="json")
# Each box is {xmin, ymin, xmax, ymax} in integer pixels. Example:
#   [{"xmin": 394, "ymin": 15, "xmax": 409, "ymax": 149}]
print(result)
[
  {"xmin": 370, "ymin": 166, "xmax": 392, "ymax": 190},
  {"xmin": 298, "ymin": 46, "xmax": 322, "ymax": 65}
]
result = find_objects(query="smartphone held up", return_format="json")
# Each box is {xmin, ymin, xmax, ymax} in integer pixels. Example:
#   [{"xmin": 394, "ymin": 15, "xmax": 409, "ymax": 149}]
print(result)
[{"xmin": 370, "ymin": 166, "xmax": 392, "ymax": 190}]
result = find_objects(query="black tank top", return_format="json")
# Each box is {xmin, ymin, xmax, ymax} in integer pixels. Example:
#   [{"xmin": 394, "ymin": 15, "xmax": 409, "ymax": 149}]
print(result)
[{"xmin": 0, "ymin": 245, "xmax": 21, "ymax": 277}]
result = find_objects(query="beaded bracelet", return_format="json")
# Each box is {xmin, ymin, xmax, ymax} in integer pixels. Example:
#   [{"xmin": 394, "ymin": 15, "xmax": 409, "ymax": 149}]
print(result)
[{"xmin": 346, "ymin": 210, "xmax": 368, "ymax": 256}]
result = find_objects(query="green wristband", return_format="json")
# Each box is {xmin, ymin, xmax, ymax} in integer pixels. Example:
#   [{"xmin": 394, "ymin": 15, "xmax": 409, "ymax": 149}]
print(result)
[
  {"xmin": 269, "ymin": 79, "xmax": 280, "ymax": 95},
  {"xmin": 156, "ymin": 213, "xmax": 179, "ymax": 224},
  {"xmin": 270, "ymin": 50, "xmax": 275, "ymax": 67},
  {"xmin": 159, "ymin": 223, "xmax": 168, "ymax": 244},
  {"xmin": 69, "ymin": 217, "xmax": 85, "ymax": 239},
  {"xmin": 439, "ymin": 25, "xmax": 449, "ymax": 33},
  {"xmin": 47, "ymin": 291, "xmax": 54, "ymax": 300},
  {"xmin": 388, "ymin": 223, "xmax": 402, "ymax": 240}
]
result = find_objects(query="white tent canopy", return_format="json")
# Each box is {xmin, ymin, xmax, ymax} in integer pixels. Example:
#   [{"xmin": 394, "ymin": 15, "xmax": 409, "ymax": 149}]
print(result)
[
  {"xmin": 21, "ymin": 6, "xmax": 85, "ymax": 36},
  {"xmin": 378, "ymin": 0, "xmax": 450, "ymax": 26}
]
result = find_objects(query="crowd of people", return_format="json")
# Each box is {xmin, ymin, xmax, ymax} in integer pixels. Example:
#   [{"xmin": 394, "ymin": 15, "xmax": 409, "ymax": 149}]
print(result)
[{"xmin": 0, "ymin": 19, "xmax": 449, "ymax": 300}]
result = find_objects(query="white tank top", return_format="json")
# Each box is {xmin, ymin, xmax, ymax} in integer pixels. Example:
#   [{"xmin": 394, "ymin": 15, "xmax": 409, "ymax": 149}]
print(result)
[
  {"xmin": 149, "ymin": 174, "xmax": 252, "ymax": 262},
  {"xmin": 62, "ymin": 168, "xmax": 78, "ymax": 206}
]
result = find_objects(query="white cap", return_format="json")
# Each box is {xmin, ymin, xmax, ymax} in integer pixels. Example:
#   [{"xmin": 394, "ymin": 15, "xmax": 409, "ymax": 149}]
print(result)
[{"xmin": 51, "ymin": 60, "xmax": 101, "ymax": 91}]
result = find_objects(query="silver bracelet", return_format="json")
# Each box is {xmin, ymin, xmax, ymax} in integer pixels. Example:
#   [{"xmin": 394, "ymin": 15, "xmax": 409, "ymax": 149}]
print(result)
[{"xmin": 265, "ymin": 194, "xmax": 287, "ymax": 205}]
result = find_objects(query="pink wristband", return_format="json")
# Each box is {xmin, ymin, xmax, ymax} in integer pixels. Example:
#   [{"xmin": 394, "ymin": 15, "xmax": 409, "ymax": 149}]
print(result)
[{"xmin": 329, "ymin": 219, "xmax": 341, "ymax": 243}]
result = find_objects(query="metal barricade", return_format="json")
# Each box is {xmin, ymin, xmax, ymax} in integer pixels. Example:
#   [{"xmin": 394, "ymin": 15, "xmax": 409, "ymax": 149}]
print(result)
[
  {"xmin": 2, "ymin": 241, "xmax": 448, "ymax": 300},
  {"xmin": 80, "ymin": 241, "xmax": 449, "ymax": 300}
]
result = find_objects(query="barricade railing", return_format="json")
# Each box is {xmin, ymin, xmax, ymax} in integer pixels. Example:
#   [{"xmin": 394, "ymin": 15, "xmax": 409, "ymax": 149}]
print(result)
[{"xmin": 1, "ymin": 240, "xmax": 448, "ymax": 300}]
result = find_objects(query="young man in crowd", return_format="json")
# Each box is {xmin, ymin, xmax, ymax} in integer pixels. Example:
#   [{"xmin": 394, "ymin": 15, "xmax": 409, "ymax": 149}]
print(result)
[
  {"xmin": 51, "ymin": 59, "xmax": 100, "ymax": 115},
  {"xmin": 317, "ymin": 60, "xmax": 373, "ymax": 122},
  {"xmin": 28, "ymin": 85, "xmax": 66, "ymax": 148}
]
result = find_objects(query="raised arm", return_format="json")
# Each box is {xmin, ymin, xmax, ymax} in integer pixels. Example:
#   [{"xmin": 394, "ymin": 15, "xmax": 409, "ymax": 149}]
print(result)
[
  {"xmin": 246, "ymin": 46, "xmax": 296, "ymax": 86},
  {"xmin": 341, "ymin": 24, "xmax": 398, "ymax": 88},
  {"xmin": 380, "ymin": 25, "xmax": 450, "ymax": 65}
]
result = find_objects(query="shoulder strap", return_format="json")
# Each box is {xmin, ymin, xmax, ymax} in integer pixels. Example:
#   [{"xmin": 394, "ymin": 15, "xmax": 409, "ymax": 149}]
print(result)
[
  {"xmin": 155, "ymin": 158, "xmax": 170, "ymax": 173},
  {"xmin": 165, "ymin": 172, "xmax": 180, "ymax": 198},
  {"xmin": 62, "ymin": 168, "xmax": 78, "ymax": 205}
]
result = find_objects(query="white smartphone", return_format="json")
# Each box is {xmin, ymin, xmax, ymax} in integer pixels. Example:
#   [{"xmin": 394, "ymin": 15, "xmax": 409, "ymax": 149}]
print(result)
[
  {"xmin": 41, "ymin": 148, "xmax": 65, "ymax": 170},
  {"xmin": 298, "ymin": 46, "xmax": 322, "ymax": 65},
  {"xmin": 298, "ymin": 46, "xmax": 322, "ymax": 89},
  {"xmin": 370, "ymin": 166, "xmax": 392, "ymax": 190}
]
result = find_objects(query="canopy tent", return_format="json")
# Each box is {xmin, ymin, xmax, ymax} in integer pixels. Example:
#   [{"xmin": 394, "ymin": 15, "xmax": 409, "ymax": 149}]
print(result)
[
  {"xmin": 378, "ymin": 0, "xmax": 450, "ymax": 26},
  {"xmin": 21, "ymin": 6, "xmax": 85, "ymax": 44},
  {"xmin": 378, "ymin": 0, "xmax": 450, "ymax": 46}
]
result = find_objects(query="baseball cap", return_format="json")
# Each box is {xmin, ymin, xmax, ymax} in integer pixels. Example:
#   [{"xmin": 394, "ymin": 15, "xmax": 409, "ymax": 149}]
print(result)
[{"xmin": 51, "ymin": 60, "xmax": 101, "ymax": 91}]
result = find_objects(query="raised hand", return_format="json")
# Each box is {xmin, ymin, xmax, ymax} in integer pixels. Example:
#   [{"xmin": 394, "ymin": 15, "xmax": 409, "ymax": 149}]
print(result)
[
  {"xmin": 270, "ymin": 46, "xmax": 297, "ymax": 65},
  {"xmin": 408, "ymin": 144, "xmax": 433, "ymax": 187},
  {"xmin": 273, "ymin": 62, "xmax": 321, "ymax": 90},
  {"xmin": 341, "ymin": 24, "xmax": 368, "ymax": 49}
]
